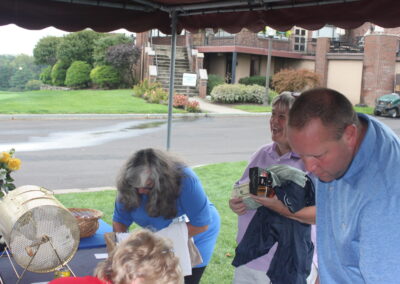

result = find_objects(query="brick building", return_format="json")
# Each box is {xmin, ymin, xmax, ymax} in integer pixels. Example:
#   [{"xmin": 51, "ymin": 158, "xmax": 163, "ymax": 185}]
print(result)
[{"xmin": 137, "ymin": 23, "xmax": 400, "ymax": 106}]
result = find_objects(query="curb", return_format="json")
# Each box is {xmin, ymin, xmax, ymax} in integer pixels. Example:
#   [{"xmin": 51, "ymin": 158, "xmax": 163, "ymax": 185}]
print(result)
[
  {"xmin": 55, "ymin": 186, "xmax": 116, "ymax": 194},
  {"xmin": 0, "ymin": 112, "xmax": 270, "ymax": 120}
]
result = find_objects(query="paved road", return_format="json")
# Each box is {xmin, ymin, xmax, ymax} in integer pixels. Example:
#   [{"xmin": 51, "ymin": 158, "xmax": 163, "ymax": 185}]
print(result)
[
  {"xmin": 1, "ymin": 115, "xmax": 398, "ymax": 190},
  {"xmin": 1, "ymin": 116, "xmax": 270, "ymax": 190}
]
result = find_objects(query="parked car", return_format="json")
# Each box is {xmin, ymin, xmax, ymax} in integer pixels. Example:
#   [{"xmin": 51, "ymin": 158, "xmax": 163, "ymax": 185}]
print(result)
[{"xmin": 374, "ymin": 93, "xmax": 400, "ymax": 118}]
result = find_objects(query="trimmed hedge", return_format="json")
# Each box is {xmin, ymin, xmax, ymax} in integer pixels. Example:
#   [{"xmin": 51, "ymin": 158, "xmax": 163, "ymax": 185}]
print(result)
[
  {"xmin": 25, "ymin": 80, "xmax": 43, "ymax": 91},
  {"xmin": 65, "ymin": 61, "xmax": 91, "ymax": 88},
  {"xmin": 211, "ymin": 83, "xmax": 278, "ymax": 104},
  {"xmin": 51, "ymin": 60, "xmax": 69, "ymax": 86},
  {"xmin": 272, "ymin": 69, "xmax": 320, "ymax": 93},
  {"xmin": 238, "ymin": 75, "xmax": 267, "ymax": 87},
  {"xmin": 207, "ymin": 74, "xmax": 225, "ymax": 95},
  {"xmin": 40, "ymin": 66, "xmax": 52, "ymax": 85},
  {"xmin": 90, "ymin": 65, "xmax": 121, "ymax": 89}
]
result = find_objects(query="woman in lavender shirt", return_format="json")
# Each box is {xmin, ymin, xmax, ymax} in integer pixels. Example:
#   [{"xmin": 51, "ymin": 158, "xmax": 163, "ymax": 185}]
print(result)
[{"xmin": 229, "ymin": 92, "xmax": 318, "ymax": 284}]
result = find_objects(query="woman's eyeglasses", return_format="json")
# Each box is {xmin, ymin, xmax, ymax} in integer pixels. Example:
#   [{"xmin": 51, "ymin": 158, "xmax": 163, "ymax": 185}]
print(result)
[{"xmin": 134, "ymin": 186, "xmax": 153, "ymax": 192}]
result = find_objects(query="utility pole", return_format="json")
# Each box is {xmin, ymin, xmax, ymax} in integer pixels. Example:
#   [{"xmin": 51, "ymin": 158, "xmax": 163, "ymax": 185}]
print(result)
[{"xmin": 264, "ymin": 35, "xmax": 273, "ymax": 106}]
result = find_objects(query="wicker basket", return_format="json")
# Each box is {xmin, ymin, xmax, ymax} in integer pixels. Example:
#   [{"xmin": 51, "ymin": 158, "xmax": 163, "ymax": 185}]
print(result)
[{"xmin": 68, "ymin": 208, "xmax": 103, "ymax": 238}]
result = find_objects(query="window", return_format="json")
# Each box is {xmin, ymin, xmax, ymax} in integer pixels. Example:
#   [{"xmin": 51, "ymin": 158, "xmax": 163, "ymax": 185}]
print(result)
[{"xmin": 294, "ymin": 28, "xmax": 307, "ymax": 52}]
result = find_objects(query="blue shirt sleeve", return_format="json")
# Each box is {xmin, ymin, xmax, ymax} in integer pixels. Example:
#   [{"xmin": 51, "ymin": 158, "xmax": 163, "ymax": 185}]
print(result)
[
  {"xmin": 178, "ymin": 167, "xmax": 212, "ymax": 227},
  {"xmin": 113, "ymin": 201, "xmax": 134, "ymax": 227}
]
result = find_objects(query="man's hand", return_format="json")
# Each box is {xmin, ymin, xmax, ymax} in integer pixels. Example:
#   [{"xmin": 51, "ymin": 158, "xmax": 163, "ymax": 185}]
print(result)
[
  {"xmin": 251, "ymin": 194, "xmax": 283, "ymax": 210},
  {"xmin": 229, "ymin": 197, "xmax": 247, "ymax": 215}
]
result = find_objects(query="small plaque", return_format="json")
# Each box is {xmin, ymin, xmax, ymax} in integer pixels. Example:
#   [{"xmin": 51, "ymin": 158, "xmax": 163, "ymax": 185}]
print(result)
[
  {"xmin": 199, "ymin": 69, "xmax": 208, "ymax": 80},
  {"xmin": 149, "ymin": 65, "xmax": 157, "ymax": 76},
  {"xmin": 182, "ymin": 73, "xmax": 197, "ymax": 87}
]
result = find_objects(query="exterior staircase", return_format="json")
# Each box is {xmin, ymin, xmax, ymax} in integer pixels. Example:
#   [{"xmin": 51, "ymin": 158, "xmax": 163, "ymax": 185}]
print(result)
[{"xmin": 153, "ymin": 44, "xmax": 198, "ymax": 97}]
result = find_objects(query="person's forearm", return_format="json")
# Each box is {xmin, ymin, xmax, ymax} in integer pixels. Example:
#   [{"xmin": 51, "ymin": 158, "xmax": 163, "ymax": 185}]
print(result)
[
  {"xmin": 251, "ymin": 195, "xmax": 316, "ymax": 224},
  {"xmin": 113, "ymin": 221, "xmax": 128, "ymax": 232},
  {"xmin": 276, "ymin": 205, "xmax": 316, "ymax": 224}
]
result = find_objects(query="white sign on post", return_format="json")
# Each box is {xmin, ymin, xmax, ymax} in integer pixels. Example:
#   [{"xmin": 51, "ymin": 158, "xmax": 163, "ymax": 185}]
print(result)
[{"xmin": 182, "ymin": 73, "xmax": 197, "ymax": 87}]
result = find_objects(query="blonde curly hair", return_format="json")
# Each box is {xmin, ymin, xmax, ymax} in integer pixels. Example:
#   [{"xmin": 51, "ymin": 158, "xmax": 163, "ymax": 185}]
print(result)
[{"xmin": 95, "ymin": 229, "xmax": 183, "ymax": 284}]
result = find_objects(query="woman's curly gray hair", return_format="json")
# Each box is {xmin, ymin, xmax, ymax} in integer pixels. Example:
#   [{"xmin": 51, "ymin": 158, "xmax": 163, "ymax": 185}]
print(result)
[{"xmin": 116, "ymin": 148, "xmax": 185, "ymax": 218}]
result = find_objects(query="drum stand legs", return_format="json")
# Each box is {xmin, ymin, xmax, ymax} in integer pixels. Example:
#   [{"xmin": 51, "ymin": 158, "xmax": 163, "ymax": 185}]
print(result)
[{"xmin": 1, "ymin": 235, "xmax": 76, "ymax": 284}]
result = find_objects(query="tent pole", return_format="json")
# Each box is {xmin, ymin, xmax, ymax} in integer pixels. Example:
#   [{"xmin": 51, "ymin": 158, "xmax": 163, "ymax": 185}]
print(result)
[{"xmin": 166, "ymin": 10, "xmax": 177, "ymax": 151}]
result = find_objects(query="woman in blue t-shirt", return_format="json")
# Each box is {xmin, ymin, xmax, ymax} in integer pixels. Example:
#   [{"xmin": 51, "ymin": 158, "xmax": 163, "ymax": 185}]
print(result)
[{"xmin": 113, "ymin": 148, "xmax": 220, "ymax": 284}]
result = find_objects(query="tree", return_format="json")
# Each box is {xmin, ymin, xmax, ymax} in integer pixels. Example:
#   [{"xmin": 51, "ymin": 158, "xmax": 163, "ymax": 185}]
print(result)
[
  {"xmin": 105, "ymin": 43, "xmax": 140, "ymax": 86},
  {"xmin": 93, "ymin": 33, "xmax": 132, "ymax": 66},
  {"xmin": 9, "ymin": 68, "xmax": 35, "ymax": 91},
  {"xmin": 271, "ymin": 69, "xmax": 321, "ymax": 93},
  {"xmin": 0, "ymin": 55, "xmax": 15, "ymax": 90},
  {"xmin": 57, "ymin": 30, "xmax": 105, "ymax": 66},
  {"xmin": 65, "ymin": 61, "xmax": 91, "ymax": 88},
  {"xmin": 8, "ymin": 54, "xmax": 41, "ymax": 91},
  {"xmin": 33, "ymin": 36, "xmax": 62, "ymax": 66}
]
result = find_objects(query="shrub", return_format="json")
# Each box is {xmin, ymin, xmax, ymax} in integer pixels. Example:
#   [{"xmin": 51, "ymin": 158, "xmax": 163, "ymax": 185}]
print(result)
[
  {"xmin": 90, "ymin": 65, "xmax": 121, "ymax": 89},
  {"xmin": 238, "ymin": 75, "xmax": 267, "ymax": 87},
  {"xmin": 65, "ymin": 61, "xmax": 91, "ymax": 88},
  {"xmin": 39, "ymin": 66, "xmax": 52, "ymax": 85},
  {"xmin": 132, "ymin": 79, "xmax": 161, "ymax": 98},
  {"xmin": 211, "ymin": 84, "xmax": 245, "ymax": 103},
  {"xmin": 25, "ymin": 80, "xmax": 43, "ymax": 90},
  {"xmin": 211, "ymin": 83, "xmax": 265, "ymax": 104},
  {"xmin": 207, "ymin": 74, "xmax": 225, "ymax": 95},
  {"xmin": 143, "ymin": 87, "xmax": 168, "ymax": 104},
  {"xmin": 51, "ymin": 60, "xmax": 69, "ymax": 86},
  {"xmin": 243, "ymin": 84, "xmax": 266, "ymax": 104},
  {"xmin": 173, "ymin": 94, "xmax": 189, "ymax": 108},
  {"xmin": 272, "ymin": 69, "xmax": 320, "ymax": 93},
  {"xmin": 186, "ymin": 101, "xmax": 201, "ymax": 113},
  {"xmin": 268, "ymin": 89, "xmax": 279, "ymax": 104}
]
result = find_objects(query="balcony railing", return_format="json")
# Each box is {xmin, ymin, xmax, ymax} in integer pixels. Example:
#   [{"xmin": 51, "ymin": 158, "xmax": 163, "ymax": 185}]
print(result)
[
  {"xmin": 329, "ymin": 38, "xmax": 364, "ymax": 53},
  {"xmin": 201, "ymin": 33, "xmax": 293, "ymax": 51},
  {"xmin": 193, "ymin": 30, "xmax": 317, "ymax": 55}
]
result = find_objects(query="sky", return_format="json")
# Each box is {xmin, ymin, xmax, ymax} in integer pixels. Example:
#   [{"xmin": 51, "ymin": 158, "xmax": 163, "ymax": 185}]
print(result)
[{"xmin": 0, "ymin": 24, "xmax": 134, "ymax": 56}]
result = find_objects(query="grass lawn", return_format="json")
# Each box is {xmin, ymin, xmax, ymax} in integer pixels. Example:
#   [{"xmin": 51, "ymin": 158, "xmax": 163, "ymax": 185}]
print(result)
[
  {"xmin": 232, "ymin": 103, "xmax": 374, "ymax": 114},
  {"xmin": 232, "ymin": 104, "xmax": 272, "ymax": 112},
  {"xmin": 354, "ymin": 105, "xmax": 374, "ymax": 115},
  {"xmin": 0, "ymin": 89, "xmax": 185, "ymax": 114},
  {"xmin": 56, "ymin": 161, "xmax": 247, "ymax": 284}
]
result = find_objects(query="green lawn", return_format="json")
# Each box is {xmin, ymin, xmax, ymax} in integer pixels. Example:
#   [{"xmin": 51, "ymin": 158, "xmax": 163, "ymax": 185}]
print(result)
[
  {"xmin": 233, "ymin": 103, "xmax": 374, "ymax": 114},
  {"xmin": 0, "ymin": 89, "xmax": 185, "ymax": 114},
  {"xmin": 56, "ymin": 161, "xmax": 247, "ymax": 284},
  {"xmin": 0, "ymin": 89, "xmax": 375, "ymax": 115},
  {"xmin": 232, "ymin": 104, "xmax": 272, "ymax": 112},
  {"xmin": 354, "ymin": 105, "xmax": 374, "ymax": 115}
]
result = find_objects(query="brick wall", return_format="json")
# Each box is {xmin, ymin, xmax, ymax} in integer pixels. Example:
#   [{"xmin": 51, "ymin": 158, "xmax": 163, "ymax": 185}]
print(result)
[
  {"xmin": 361, "ymin": 34, "xmax": 399, "ymax": 105},
  {"xmin": 152, "ymin": 36, "xmax": 186, "ymax": 46},
  {"xmin": 315, "ymin": 37, "xmax": 330, "ymax": 86}
]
